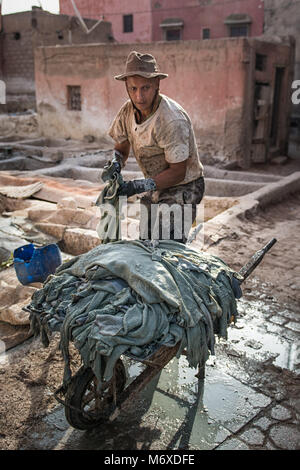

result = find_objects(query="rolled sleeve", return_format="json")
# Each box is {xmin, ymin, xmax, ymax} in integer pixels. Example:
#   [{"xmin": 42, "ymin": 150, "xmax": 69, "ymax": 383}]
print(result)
[{"xmin": 158, "ymin": 119, "xmax": 190, "ymax": 164}]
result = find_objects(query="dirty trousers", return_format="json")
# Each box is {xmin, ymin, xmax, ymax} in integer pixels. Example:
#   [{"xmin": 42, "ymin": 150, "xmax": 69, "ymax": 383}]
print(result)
[{"xmin": 139, "ymin": 176, "xmax": 205, "ymax": 244}]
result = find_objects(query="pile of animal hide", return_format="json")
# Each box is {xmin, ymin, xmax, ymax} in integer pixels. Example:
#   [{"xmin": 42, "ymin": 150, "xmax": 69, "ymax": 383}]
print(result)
[{"xmin": 27, "ymin": 239, "xmax": 242, "ymax": 390}]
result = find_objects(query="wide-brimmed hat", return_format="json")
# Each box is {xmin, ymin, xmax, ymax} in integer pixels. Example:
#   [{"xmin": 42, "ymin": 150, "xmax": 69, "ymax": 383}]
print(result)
[{"xmin": 114, "ymin": 51, "xmax": 168, "ymax": 81}]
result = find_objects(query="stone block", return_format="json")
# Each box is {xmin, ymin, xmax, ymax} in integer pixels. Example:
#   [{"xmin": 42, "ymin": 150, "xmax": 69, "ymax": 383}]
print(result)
[
  {"xmin": 85, "ymin": 215, "xmax": 100, "ymax": 230},
  {"xmin": 27, "ymin": 207, "xmax": 56, "ymax": 221},
  {"xmin": 269, "ymin": 424, "xmax": 300, "ymax": 449},
  {"xmin": 270, "ymin": 404, "xmax": 293, "ymax": 421},
  {"xmin": 0, "ymin": 278, "xmax": 38, "ymax": 326},
  {"xmin": 34, "ymin": 222, "xmax": 65, "ymax": 240},
  {"xmin": 57, "ymin": 197, "xmax": 77, "ymax": 209},
  {"xmin": 72, "ymin": 210, "xmax": 94, "ymax": 226},
  {"xmin": 45, "ymin": 208, "xmax": 77, "ymax": 225},
  {"xmin": 62, "ymin": 228, "xmax": 101, "ymax": 255}
]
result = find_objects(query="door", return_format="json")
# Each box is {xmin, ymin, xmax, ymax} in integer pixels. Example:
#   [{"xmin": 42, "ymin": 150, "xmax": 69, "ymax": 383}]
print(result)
[
  {"xmin": 270, "ymin": 67, "xmax": 285, "ymax": 149},
  {"xmin": 251, "ymin": 82, "xmax": 271, "ymax": 163}
]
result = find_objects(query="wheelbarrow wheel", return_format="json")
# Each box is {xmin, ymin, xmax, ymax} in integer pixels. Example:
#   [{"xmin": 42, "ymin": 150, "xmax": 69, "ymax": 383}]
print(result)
[{"xmin": 64, "ymin": 358, "xmax": 126, "ymax": 430}]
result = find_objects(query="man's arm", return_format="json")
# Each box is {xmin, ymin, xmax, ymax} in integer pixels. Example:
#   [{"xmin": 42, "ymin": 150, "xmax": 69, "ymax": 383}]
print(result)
[
  {"xmin": 153, "ymin": 160, "xmax": 187, "ymax": 190},
  {"xmin": 117, "ymin": 159, "xmax": 187, "ymax": 197},
  {"xmin": 114, "ymin": 140, "xmax": 130, "ymax": 167}
]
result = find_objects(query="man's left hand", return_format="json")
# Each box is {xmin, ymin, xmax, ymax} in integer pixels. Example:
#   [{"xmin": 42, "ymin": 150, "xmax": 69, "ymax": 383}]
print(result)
[{"xmin": 118, "ymin": 178, "xmax": 157, "ymax": 197}]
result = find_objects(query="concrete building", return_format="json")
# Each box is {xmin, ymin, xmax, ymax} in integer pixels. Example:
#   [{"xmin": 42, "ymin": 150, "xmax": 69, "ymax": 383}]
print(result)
[
  {"xmin": 59, "ymin": 0, "xmax": 264, "ymax": 43},
  {"xmin": 34, "ymin": 37, "xmax": 295, "ymax": 168},
  {"xmin": 0, "ymin": 7, "xmax": 114, "ymax": 112}
]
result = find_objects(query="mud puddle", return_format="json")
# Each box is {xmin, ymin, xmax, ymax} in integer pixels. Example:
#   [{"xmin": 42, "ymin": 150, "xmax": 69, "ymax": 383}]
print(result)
[
  {"xmin": 226, "ymin": 280, "xmax": 300, "ymax": 373},
  {"xmin": 228, "ymin": 299, "xmax": 298, "ymax": 370}
]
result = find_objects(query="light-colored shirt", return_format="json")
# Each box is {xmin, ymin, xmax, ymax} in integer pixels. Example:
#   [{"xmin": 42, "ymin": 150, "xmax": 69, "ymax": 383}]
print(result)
[{"xmin": 108, "ymin": 94, "xmax": 203, "ymax": 186}]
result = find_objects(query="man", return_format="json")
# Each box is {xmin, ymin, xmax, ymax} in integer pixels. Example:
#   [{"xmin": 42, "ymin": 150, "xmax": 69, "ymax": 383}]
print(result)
[{"xmin": 108, "ymin": 51, "xmax": 204, "ymax": 244}]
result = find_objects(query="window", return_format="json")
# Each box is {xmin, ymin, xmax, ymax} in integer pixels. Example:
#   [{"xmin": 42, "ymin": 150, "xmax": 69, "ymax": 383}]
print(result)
[
  {"xmin": 160, "ymin": 18, "xmax": 183, "ymax": 41},
  {"xmin": 67, "ymin": 86, "xmax": 81, "ymax": 111},
  {"xmin": 224, "ymin": 14, "xmax": 251, "ymax": 38},
  {"xmin": 256, "ymin": 53, "xmax": 267, "ymax": 71},
  {"xmin": 123, "ymin": 14, "xmax": 133, "ymax": 33},
  {"xmin": 165, "ymin": 29, "xmax": 181, "ymax": 41},
  {"xmin": 229, "ymin": 24, "xmax": 249, "ymax": 37},
  {"xmin": 14, "ymin": 32, "xmax": 21, "ymax": 40},
  {"xmin": 202, "ymin": 28, "xmax": 210, "ymax": 39}
]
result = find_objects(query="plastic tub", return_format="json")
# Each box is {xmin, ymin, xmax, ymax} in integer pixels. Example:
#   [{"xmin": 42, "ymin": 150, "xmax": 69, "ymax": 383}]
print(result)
[{"xmin": 13, "ymin": 243, "xmax": 62, "ymax": 285}]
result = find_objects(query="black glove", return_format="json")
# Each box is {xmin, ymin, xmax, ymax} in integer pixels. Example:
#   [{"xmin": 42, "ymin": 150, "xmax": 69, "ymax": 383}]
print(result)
[
  {"xmin": 111, "ymin": 150, "xmax": 125, "ymax": 174},
  {"xmin": 118, "ymin": 178, "xmax": 157, "ymax": 197}
]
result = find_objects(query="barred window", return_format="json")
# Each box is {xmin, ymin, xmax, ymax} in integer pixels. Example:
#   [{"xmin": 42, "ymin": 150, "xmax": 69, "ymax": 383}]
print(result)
[
  {"xmin": 67, "ymin": 86, "xmax": 81, "ymax": 111},
  {"xmin": 229, "ymin": 24, "xmax": 249, "ymax": 37}
]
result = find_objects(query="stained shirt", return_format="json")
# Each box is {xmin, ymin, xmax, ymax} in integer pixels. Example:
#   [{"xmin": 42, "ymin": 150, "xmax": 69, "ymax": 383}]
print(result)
[{"xmin": 108, "ymin": 94, "xmax": 204, "ymax": 186}]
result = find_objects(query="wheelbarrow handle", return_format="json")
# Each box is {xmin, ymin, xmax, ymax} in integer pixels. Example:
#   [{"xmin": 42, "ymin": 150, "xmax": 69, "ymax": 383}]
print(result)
[{"xmin": 238, "ymin": 238, "xmax": 277, "ymax": 283}]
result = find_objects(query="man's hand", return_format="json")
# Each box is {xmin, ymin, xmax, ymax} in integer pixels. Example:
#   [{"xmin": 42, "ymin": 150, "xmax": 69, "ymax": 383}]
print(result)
[
  {"xmin": 118, "ymin": 178, "xmax": 157, "ymax": 197},
  {"xmin": 111, "ymin": 149, "xmax": 125, "ymax": 174}
]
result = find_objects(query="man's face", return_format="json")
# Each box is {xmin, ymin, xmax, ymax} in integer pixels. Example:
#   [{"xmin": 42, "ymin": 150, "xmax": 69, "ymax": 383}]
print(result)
[{"xmin": 126, "ymin": 75, "xmax": 159, "ymax": 117}]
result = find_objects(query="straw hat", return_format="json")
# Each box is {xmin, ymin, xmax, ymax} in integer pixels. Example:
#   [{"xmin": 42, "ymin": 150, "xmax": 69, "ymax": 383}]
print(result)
[{"xmin": 114, "ymin": 51, "xmax": 168, "ymax": 81}]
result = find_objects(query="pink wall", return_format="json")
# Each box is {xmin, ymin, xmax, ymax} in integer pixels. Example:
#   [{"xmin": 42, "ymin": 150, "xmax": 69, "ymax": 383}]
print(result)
[
  {"xmin": 34, "ymin": 40, "xmax": 247, "ymax": 161},
  {"xmin": 35, "ymin": 37, "xmax": 294, "ymax": 165},
  {"xmin": 60, "ymin": 0, "xmax": 264, "ymax": 42},
  {"xmin": 151, "ymin": 0, "xmax": 264, "ymax": 41},
  {"xmin": 59, "ymin": 0, "xmax": 152, "ymax": 43}
]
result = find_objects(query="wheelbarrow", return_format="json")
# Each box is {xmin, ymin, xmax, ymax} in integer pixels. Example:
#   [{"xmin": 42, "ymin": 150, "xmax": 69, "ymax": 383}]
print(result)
[{"xmin": 53, "ymin": 238, "xmax": 277, "ymax": 430}]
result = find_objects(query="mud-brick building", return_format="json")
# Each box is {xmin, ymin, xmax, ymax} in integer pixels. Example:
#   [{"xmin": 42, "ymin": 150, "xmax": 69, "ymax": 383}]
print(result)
[
  {"xmin": 0, "ymin": 7, "xmax": 113, "ymax": 112},
  {"xmin": 35, "ymin": 37, "xmax": 295, "ymax": 168},
  {"xmin": 263, "ymin": 0, "xmax": 300, "ymax": 157}
]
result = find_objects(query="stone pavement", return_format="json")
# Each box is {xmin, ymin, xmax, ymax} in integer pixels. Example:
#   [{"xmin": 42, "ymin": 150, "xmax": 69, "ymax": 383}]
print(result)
[{"xmin": 213, "ymin": 293, "xmax": 300, "ymax": 450}]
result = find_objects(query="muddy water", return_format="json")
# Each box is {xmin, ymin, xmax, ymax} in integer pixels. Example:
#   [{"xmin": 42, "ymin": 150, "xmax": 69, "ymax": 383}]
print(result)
[
  {"xmin": 229, "ymin": 297, "xmax": 298, "ymax": 371},
  {"xmin": 226, "ymin": 278, "xmax": 300, "ymax": 373}
]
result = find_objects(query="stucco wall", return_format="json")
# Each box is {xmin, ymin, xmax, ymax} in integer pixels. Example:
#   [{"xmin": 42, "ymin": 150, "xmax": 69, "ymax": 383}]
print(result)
[
  {"xmin": 35, "ymin": 39, "xmax": 248, "ymax": 161},
  {"xmin": 59, "ymin": 0, "xmax": 152, "ymax": 43},
  {"xmin": 59, "ymin": 0, "xmax": 264, "ymax": 42},
  {"xmin": 151, "ymin": 0, "xmax": 264, "ymax": 41}
]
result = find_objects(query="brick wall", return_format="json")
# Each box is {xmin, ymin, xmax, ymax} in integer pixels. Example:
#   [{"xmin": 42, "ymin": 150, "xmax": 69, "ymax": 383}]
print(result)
[
  {"xmin": 3, "ymin": 30, "xmax": 35, "ymax": 94},
  {"xmin": 0, "ymin": 9, "xmax": 113, "ymax": 111}
]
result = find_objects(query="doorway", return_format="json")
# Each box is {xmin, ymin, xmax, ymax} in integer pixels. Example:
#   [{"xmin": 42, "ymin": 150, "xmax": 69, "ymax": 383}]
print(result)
[
  {"xmin": 251, "ymin": 82, "xmax": 271, "ymax": 163},
  {"xmin": 270, "ymin": 67, "xmax": 285, "ymax": 148}
]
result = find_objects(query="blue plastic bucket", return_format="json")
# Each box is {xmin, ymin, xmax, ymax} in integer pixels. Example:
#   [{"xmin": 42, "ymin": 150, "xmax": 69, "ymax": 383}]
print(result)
[{"xmin": 13, "ymin": 243, "xmax": 62, "ymax": 285}]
